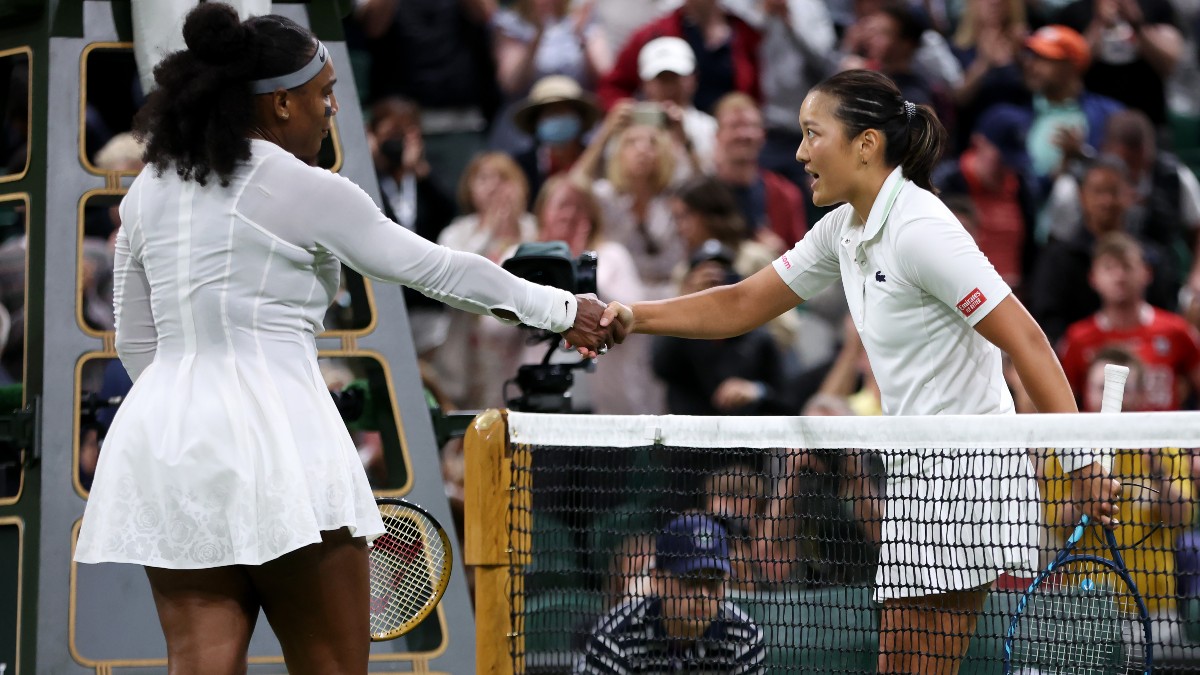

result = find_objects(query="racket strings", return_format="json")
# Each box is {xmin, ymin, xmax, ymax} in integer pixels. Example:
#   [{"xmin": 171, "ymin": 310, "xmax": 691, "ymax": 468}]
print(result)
[
  {"xmin": 368, "ymin": 504, "xmax": 450, "ymax": 638},
  {"xmin": 1012, "ymin": 561, "xmax": 1143, "ymax": 674}
]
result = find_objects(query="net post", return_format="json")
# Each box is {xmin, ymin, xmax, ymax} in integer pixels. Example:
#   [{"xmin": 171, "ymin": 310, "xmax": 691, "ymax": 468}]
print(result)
[{"xmin": 465, "ymin": 409, "xmax": 522, "ymax": 675}]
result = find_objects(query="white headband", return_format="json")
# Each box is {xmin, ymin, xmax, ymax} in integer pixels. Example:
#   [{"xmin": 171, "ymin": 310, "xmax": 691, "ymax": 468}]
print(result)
[{"xmin": 250, "ymin": 41, "xmax": 328, "ymax": 94}]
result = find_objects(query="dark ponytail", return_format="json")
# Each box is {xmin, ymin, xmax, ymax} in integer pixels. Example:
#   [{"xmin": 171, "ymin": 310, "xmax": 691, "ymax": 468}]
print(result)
[
  {"xmin": 811, "ymin": 70, "xmax": 947, "ymax": 192},
  {"xmin": 135, "ymin": 2, "xmax": 318, "ymax": 186}
]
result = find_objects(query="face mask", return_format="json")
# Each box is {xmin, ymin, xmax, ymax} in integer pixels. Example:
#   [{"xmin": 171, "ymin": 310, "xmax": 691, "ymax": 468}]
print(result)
[{"xmin": 535, "ymin": 114, "xmax": 582, "ymax": 145}]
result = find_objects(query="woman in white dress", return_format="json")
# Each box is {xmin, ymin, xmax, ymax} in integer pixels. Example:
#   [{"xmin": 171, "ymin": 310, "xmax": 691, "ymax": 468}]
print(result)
[
  {"xmin": 72, "ymin": 5, "xmax": 609, "ymax": 674},
  {"xmin": 599, "ymin": 70, "xmax": 1123, "ymax": 674}
]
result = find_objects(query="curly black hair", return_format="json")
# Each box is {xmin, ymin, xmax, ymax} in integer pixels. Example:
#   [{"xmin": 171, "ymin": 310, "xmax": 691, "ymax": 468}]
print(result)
[{"xmin": 134, "ymin": 3, "xmax": 318, "ymax": 186}]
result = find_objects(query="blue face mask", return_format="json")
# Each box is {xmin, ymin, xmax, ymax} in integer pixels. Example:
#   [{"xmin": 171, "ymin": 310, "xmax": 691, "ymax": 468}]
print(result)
[{"xmin": 535, "ymin": 114, "xmax": 582, "ymax": 145}]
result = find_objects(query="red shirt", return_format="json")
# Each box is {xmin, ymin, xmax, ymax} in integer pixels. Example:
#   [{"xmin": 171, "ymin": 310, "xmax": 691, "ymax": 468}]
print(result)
[
  {"xmin": 961, "ymin": 150, "xmax": 1026, "ymax": 287},
  {"xmin": 762, "ymin": 170, "xmax": 807, "ymax": 245},
  {"xmin": 1058, "ymin": 305, "xmax": 1200, "ymax": 410},
  {"xmin": 598, "ymin": 8, "xmax": 761, "ymax": 111}
]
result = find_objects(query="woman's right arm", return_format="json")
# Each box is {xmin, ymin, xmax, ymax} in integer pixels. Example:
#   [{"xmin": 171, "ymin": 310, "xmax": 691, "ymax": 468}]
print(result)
[
  {"xmin": 252, "ymin": 162, "xmax": 584, "ymax": 336},
  {"xmin": 604, "ymin": 214, "xmax": 844, "ymax": 341},
  {"xmin": 605, "ymin": 266, "xmax": 804, "ymax": 340}
]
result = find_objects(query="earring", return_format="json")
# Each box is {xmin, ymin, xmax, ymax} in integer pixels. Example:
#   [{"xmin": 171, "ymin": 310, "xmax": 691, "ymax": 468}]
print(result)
[
  {"xmin": 281, "ymin": 113, "xmax": 290, "ymax": 121},
  {"xmin": 860, "ymin": 156, "xmax": 867, "ymax": 165}
]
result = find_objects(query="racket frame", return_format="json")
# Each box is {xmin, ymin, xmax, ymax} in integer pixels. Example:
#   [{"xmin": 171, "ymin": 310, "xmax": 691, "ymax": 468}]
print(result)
[{"xmin": 369, "ymin": 497, "xmax": 455, "ymax": 642}]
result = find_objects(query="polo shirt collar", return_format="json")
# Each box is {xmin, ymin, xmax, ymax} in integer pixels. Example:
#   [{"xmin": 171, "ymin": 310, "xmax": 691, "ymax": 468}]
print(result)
[{"xmin": 861, "ymin": 166, "xmax": 908, "ymax": 241}]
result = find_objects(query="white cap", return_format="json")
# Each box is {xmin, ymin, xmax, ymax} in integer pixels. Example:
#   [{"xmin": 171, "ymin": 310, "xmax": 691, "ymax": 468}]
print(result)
[{"xmin": 638, "ymin": 37, "xmax": 695, "ymax": 81}]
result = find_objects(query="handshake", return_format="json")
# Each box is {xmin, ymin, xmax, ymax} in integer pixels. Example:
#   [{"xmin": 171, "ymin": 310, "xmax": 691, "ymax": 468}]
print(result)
[{"xmin": 560, "ymin": 294, "xmax": 635, "ymax": 358}]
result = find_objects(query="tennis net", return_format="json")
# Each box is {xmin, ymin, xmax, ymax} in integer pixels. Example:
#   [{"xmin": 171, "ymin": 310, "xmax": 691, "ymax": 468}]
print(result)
[{"xmin": 464, "ymin": 410, "xmax": 1200, "ymax": 674}]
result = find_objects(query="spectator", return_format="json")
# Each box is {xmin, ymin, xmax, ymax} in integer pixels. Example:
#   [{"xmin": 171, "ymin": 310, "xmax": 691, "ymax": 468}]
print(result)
[
  {"xmin": 572, "ymin": 105, "xmax": 686, "ymax": 300},
  {"xmin": 593, "ymin": 0, "xmax": 682, "ymax": 53},
  {"xmin": 599, "ymin": 0, "xmax": 762, "ymax": 115},
  {"xmin": 848, "ymin": 3, "xmax": 940, "ymax": 110},
  {"xmin": 1042, "ymin": 109, "xmax": 1200, "ymax": 295},
  {"xmin": 722, "ymin": 0, "xmax": 837, "ymax": 189},
  {"xmin": 950, "ymin": 0, "xmax": 1032, "ymax": 152},
  {"xmin": 344, "ymin": 0, "xmax": 500, "ymax": 195},
  {"xmin": 526, "ymin": 174, "xmax": 660, "ymax": 415},
  {"xmin": 838, "ymin": 0, "xmax": 964, "ymax": 96},
  {"xmin": 1010, "ymin": 24, "xmax": 1124, "ymax": 182},
  {"xmin": 635, "ymin": 36, "xmax": 719, "ymax": 170},
  {"xmin": 1042, "ymin": 347, "xmax": 1195, "ymax": 654},
  {"xmin": 574, "ymin": 514, "xmax": 766, "ymax": 674},
  {"xmin": 1031, "ymin": 157, "xmax": 1181, "ymax": 342},
  {"xmin": 652, "ymin": 240, "xmax": 792, "ymax": 416},
  {"xmin": 1057, "ymin": 232, "xmax": 1200, "ymax": 410},
  {"xmin": 711, "ymin": 93, "xmax": 807, "ymax": 255},
  {"xmin": 512, "ymin": 75, "xmax": 600, "ymax": 205},
  {"xmin": 701, "ymin": 464, "xmax": 769, "ymax": 591},
  {"xmin": 488, "ymin": 0, "xmax": 612, "ymax": 153},
  {"xmin": 434, "ymin": 152, "xmax": 538, "ymax": 409},
  {"xmin": 367, "ymin": 97, "xmax": 458, "ymax": 355},
  {"xmin": 1029, "ymin": 157, "xmax": 1134, "ymax": 342},
  {"xmin": 1053, "ymin": 0, "xmax": 1183, "ymax": 125},
  {"xmin": 669, "ymin": 175, "xmax": 799, "ymax": 354},
  {"xmin": 493, "ymin": 0, "xmax": 612, "ymax": 100},
  {"xmin": 934, "ymin": 105, "xmax": 1037, "ymax": 290}
]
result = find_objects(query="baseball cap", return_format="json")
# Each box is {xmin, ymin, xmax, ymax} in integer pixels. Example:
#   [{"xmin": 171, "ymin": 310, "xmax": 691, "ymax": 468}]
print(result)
[
  {"xmin": 1025, "ymin": 25, "xmax": 1091, "ymax": 72},
  {"xmin": 973, "ymin": 104, "xmax": 1030, "ymax": 172},
  {"xmin": 655, "ymin": 514, "xmax": 731, "ymax": 576},
  {"xmin": 638, "ymin": 37, "xmax": 696, "ymax": 81}
]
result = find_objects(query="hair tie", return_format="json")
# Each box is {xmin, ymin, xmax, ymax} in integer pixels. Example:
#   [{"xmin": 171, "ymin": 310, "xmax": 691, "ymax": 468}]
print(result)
[{"xmin": 903, "ymin": 101, "xmax": 917, "ymax": 122}]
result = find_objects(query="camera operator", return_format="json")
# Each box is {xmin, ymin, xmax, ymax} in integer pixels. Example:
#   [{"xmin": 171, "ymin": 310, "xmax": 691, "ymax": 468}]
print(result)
[{"xmin": 652, "ymin": 239, "xmax": 794, "ymax": 417}]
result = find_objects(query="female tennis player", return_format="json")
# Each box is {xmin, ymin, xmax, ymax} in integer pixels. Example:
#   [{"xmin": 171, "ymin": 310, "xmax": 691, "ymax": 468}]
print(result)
[
  {"xmin": 72, "ymin": 5, "xmax": 610, "ymax": 674},
  {"xmin": 600, "ymin": 69, "xmax": 1123, "ymax": 674}
]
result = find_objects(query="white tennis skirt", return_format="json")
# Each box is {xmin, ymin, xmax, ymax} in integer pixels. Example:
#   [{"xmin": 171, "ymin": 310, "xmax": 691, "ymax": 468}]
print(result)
[{"xmin": 875, "ymin": 446, "xmax": 1040, "ymax": 602}]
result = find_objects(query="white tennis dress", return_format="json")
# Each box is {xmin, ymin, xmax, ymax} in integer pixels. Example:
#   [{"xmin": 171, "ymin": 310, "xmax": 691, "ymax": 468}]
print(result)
[{"xmin": 75, "ymin": 140, "xmax": 577, "ymax": 569}]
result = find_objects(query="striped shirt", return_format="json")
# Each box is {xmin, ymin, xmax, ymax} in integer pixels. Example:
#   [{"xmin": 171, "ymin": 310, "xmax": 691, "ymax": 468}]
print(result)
[{"xmin": 573, "ymin": 596, "xmax": 766, "ymax": 674}]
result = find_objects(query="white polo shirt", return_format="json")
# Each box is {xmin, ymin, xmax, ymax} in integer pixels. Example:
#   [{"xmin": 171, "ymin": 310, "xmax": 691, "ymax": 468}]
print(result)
[{"xmin": 773, "ymin": 168, "xmax": 1015, "ymax": 417}]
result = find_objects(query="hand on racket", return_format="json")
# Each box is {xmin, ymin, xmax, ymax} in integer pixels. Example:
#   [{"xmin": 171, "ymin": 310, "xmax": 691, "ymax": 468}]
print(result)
[
  {"xmin": 368, "ymin": 498, "xmax": 453, "ymax": 642},
  {"xmin": 1069, "ymin": 460, "xmax": 1123, "ymax": 528},
  {"xmin": 1068, "ymin": 363, "xmax": 1127, "ymax": 529}
]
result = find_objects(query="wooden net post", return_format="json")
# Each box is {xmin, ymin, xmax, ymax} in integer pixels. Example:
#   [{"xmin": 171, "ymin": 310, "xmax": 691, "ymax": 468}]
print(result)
[{"xmin": 465, "ymin": 409, "xmax": 530, "ymax": 675}]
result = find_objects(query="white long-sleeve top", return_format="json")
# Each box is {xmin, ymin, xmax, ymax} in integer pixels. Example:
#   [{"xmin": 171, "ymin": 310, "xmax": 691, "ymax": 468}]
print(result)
[{"xmin": 77, "ymin": 139, "xmax": 576, "ymax": 569}]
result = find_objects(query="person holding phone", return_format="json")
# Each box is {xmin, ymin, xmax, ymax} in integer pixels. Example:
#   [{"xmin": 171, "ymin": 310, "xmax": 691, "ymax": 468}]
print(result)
[{"xmin": 635, "ymin": 37, "xmax": 717, "ymax": 170}]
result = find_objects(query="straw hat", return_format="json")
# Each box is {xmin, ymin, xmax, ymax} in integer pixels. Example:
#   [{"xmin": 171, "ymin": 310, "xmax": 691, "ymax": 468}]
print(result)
[{"xmin": 512, "ymin": 75, "xmax": 600, "ymax": 135}]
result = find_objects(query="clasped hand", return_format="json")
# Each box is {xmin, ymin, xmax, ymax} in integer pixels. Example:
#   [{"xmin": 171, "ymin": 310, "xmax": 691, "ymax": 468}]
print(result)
[{"xmin": 561, "ymin": 297, "xmax": 638, "ymax": 357}]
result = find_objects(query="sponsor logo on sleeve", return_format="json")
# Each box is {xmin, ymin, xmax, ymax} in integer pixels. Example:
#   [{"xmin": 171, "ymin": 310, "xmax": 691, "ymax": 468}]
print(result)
[
  {"xmin": 956, "ymin": 288, "xmax": 987, "ymax": 317},
  {"xmin": 781, "ymin": 255, "xmax": 792, "ymax": 270}
]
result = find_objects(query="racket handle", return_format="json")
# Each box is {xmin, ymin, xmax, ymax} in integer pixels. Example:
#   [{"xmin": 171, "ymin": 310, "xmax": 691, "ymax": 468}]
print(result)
[
  {"xmin": 1098, "ymin": 364, "xmax": 1129, "ymax": 473},
  {"xmin": 1100, "ymin": 364, "xmax": 1129, "ymax": 414}
]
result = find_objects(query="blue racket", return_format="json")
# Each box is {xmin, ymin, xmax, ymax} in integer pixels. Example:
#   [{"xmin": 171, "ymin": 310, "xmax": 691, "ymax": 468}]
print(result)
[{"xmin": 1004, "ymin": 365, "xmax": 1153, "ymax": 675}]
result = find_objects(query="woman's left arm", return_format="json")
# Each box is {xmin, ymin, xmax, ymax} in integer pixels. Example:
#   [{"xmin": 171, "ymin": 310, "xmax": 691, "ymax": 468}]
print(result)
[
  {"xmin": 973, "ymin": 295, "xmax": 1077, "ymax": 414},
  {"xmin": 975, "ymin": 297, "xmax": 1122, "ymax": 527}
]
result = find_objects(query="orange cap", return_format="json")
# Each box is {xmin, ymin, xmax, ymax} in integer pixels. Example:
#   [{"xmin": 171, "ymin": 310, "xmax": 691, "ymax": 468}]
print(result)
[{"xmin": 1025, "ymin": 24, "xmax": 1091, "ymax": 72}]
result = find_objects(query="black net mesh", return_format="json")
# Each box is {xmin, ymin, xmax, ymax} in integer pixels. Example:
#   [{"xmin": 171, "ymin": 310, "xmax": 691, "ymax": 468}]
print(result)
[{"xmin": 497, "ymin": 429, "xmax": 1200, "ymax": 675}]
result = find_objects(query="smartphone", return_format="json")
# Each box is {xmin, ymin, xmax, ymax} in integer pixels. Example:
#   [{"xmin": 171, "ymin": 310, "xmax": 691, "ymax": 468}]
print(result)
[{"xmin": 629, "ymin": 102, "xmax": 667, "ymax": 128}]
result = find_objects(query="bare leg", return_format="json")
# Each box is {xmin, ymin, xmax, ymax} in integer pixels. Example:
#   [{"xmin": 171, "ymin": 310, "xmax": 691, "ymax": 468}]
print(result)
[
  {"xmin": 878, "ymin": 585, "xmax": 991, "ymax": 675},
  {"xmin": 249, "ymin": 527, "xmax": 371, "ymax": 675},
  {"xmin": 144, "ymin": 565, "xmax": 259, "ymax": 675}
]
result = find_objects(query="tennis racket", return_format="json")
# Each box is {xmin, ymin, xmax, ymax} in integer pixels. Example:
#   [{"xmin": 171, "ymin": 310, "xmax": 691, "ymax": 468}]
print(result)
[
  {"xmin": 1004, "ymin": 364, "xmax": 1153, "ymax": 675},
  {"xmin": 368, "ymin": 498, "xmax": 454, "ymax": 641}
]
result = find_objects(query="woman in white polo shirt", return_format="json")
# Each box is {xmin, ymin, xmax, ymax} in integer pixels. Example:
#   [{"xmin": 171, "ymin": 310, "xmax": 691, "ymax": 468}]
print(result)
[{"xmin": 599, "ymin": 69, "xmax": 1122, "ymax": 674}]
